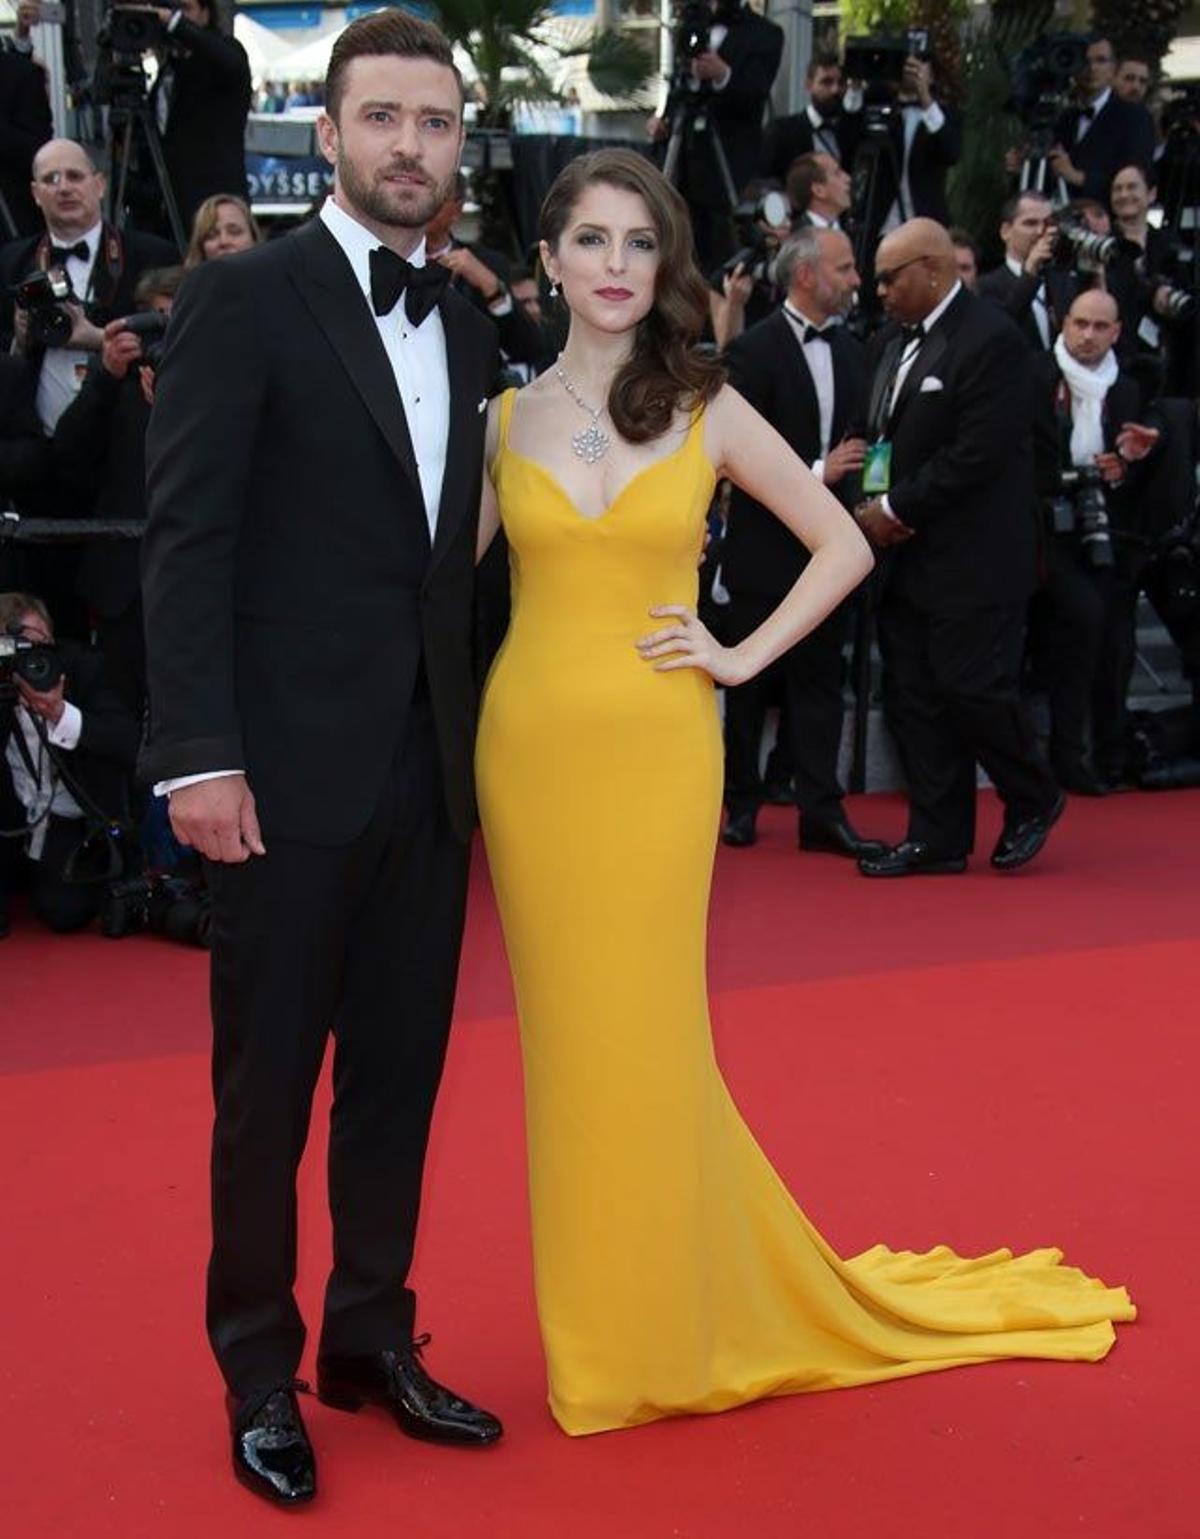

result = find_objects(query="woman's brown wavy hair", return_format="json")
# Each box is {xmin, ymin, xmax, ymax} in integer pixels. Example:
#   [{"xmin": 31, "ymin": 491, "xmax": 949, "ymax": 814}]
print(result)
[{"xmin": 538, "ymin": 148, "xmax": 724, "ymax": 445}]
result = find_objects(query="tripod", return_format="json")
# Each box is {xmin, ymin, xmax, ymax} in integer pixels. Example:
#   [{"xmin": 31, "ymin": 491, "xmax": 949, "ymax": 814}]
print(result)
[
  {"xmin": 662, "ymin": 73, "xmax": 741, "ymax": 269},
  {"xmin": 848, "ymin": 119, "xmax": 902, "ymax": 329},
  {"xmin": 106, "ymin": 71, "xmax": 186, "ymax": 251}
]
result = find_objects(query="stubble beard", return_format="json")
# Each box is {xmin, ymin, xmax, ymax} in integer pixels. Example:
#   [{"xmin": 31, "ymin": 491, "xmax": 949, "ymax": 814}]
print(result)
[{"xmin": 339, "ymin": 151, "xmax": 456, "ymax": 232}]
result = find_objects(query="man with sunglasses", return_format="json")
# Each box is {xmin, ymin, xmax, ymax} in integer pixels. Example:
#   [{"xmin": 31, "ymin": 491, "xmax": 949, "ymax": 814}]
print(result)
[{"xmin": 853, "ymin": 219, "xmax": 1062, "ymax": 877}]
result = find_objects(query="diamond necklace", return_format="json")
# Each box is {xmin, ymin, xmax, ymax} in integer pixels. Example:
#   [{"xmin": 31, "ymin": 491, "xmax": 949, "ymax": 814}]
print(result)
[{"xmin": 554, "ymin": 358, "xmax": 611, "ymax": 464}]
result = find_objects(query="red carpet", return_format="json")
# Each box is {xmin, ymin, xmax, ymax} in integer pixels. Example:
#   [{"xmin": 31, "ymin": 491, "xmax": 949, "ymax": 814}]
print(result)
[{"xmin": 2, "ymin": 790, "xmax": 1197, "ymax": 1538}]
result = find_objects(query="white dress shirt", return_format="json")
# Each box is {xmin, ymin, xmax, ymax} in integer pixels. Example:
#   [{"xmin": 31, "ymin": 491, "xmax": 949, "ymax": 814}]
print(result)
[
  {"xmin": 882, "ymin": 101, "xmax": 946, "ymax": 234},
  {"xmin": 782, "ymin": 302, "xmax": 836, "ymax": 479},
  {"xmin": 804, "ymin": 208, "xmax": 841, "ymax": 232},
  {"xmin": 1006, "ymin": 253, "xmax": 1051, "ymax": 348},
  {"xmin": 806, "ymin": 103, "xmax": 843, "ymax": 162},
  {"xmin": 36, "ymin": 220, "xmax": 103, "ymax": 434},
  {"xmin": 157, "ymin": 198, "xmax": 452, "ymax": 799},
  {"xmin": 5, "ymin": 702, "xmax": 84, "ymax": 859},
  {"xmin": 881, "ymin": 280, "xmax": 962, "ymax": 519}
]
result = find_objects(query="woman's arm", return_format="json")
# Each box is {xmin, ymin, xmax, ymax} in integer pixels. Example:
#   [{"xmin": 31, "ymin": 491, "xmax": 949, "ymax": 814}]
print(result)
[
  {"xmin": 476, "ymin": 396, "xmax": 502, "ymax": 563},
  {"xmin": 637, "ymin": 385, "xmax": 874, "ymax": 684}
]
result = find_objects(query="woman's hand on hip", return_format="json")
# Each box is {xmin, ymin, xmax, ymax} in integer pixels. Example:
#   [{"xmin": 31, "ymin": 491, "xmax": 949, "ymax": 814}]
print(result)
[{"xmin": 636, "ymin": 606, "xmax": 751, "ymax": 687}]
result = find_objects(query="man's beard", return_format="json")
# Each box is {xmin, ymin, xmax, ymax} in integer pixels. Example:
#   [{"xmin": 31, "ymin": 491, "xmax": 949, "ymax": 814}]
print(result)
[{"xmin": 338, "ymin": 153, "xmax": 454, "ymax": 231}]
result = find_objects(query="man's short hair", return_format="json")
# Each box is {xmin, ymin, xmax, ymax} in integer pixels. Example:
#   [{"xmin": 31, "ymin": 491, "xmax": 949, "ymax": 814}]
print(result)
[
  {"xmin": 775, "ymin": 226, "xmax": 823, "ymax": 293},
  {"xmin": 134, "ymin": 266, "xmax": 186, "ymax": 308},
  {"xmin": 805, "ymin": 51, "xmax": 841, "ymax": 81},
  {"xmin": 0, "ymin": 592, "xmax": 52, "ymax": 635},
  {"xmin": 948, "ymin": 227, "xmax": 979, "ymax": 259},
  {"xmin": 325, "ymin": 10, "xmax": 463, "ymax": 123},
  {"xmin": 1000, "ymin": 188, "xmax": 1051, "ymax": 225},
  {"xmin": 786, "ymin": 153, "xmax": 829, "ymax": 213},
  {"xmin": 1117, "ymin": 50, "xmax": 1153, "ymax": 69}
]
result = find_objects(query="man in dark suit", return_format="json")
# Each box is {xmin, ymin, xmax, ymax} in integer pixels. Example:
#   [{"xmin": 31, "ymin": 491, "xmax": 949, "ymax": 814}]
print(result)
[
  {"xmin": 850, "ymin": 55, "xmax": 962, "ymax": 237},
  {"xmin": 649, "ymin": 0, "xmax": 783, "ymax": 269},
  {"xmin": 977, "ymin": 189, "xmax": 1080, "ymax": 353},
  {"xmin": 0, "ymin": 591, "xmax": 139, "ymax": 939},
  {"xmin": 1049, "ymin": 36, "xmax": 1155, "ymax": 206},
  {"xmin": 721, "ymin": 227, "xmax": 886, "ymax": 859},
  {"xmin": 787, "ymin": 152, "xmax": 851, "ymax": 232},
  {"xmin": 763, "ymin": 51, "xmax": 863, "ymax": 182},
  {"xmin": 152, "ymin": 0, "xmax": 252, "ymax": 230},
  {"xmin": 0, "ymin": 6, "xmax": 53, "ymax": 238},
  {"xmin": 140, "ymin": 13, "xmax": 502, "ymax": 1506},
  {"xmin": 854, "ymin": 219, "xmax": 1062, "ymax": 876}
]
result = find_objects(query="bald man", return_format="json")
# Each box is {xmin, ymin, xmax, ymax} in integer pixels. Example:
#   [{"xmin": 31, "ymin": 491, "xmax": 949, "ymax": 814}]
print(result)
[
  {"xmin": 1030, "ymin": 288, "xmax": 1161, "ymax": 790},
  {"xmin": 855, "ymin": 219, "xmax": 1062, "ymax": 876}
]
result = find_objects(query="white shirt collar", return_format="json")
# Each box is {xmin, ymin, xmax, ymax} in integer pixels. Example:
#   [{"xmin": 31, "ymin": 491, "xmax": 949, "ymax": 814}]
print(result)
[
  {"xmin": 320, "ymin": 197, "xmax": 427, "ymax": 302},
  {"xmin": 48, "ymin": 220, "xmax": 102, "ymax": 258},
  {"xmin": 806, "ymin": 208, "xmax": 836, "ymax": 229},
  {"xmin": 919, "ymin": 279, "xmax": 962, "ymax": 335},
  {"xmin": 806, "ymin": 102, "xmax": 830, "ymax": 129},
  {"xmin": 1085, "ymin": 86, "xmax": 1112, "ymax": 115}
]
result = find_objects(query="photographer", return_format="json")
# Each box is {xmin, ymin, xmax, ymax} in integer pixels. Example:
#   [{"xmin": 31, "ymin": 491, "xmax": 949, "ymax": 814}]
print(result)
[
  {"xmin": 147, "ymin": 0, "xmax": 251, "ymax": 229},
  {"xmin": 1114, "ymin": 53, "xmax": 1152, "ymax": 109},
  {"xmin": 977, "ymin": 190, "xmax": 1080, "ymax": 352},
  {"xmin": 52, "ymin": 266, "xmax": 183, "ymax": 713},
  {"xmin": 1106, "ymin": 161, "xmax": 1194, "ymax": 390},
  {"xmin": 1048, "ymin": 37, "xmax": 1155, "ymax": 205},
  {"xmin": 850, "ymin": 51, "xmax": 961, "ymax": 238},
  {"xmin": 0, "ymin": 591, "xmax": 139, "ymax": 938},
  {"xmin": 0, "ymin": 2, "xmax": 53, "ymax": 238},
  {"xmin": 648, "ymin": 0, "xmax": 783, "ymax": 269},
  {"xmin": 763, "ymin": 52, "xmax": 863, "ymax": 182},
  {"xmin": 788, "ymin": 152, "xmax": 851, "ymax": 232},
  {"xmin": 1029, "ymin": 289, "xmax": 1161, "ymax": 792}
]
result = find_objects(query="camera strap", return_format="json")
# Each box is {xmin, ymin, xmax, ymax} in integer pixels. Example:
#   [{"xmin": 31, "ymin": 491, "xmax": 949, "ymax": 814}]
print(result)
[{"xmin": 34, "ymin": 224, "xmax": 125, "ymax": 312}]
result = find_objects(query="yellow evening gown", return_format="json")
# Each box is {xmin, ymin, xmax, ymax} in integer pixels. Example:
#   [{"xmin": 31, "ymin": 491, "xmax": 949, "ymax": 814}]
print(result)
[{"xmin": 474, "ymin": 386, "xmax": 1135, "ymax": 1437}]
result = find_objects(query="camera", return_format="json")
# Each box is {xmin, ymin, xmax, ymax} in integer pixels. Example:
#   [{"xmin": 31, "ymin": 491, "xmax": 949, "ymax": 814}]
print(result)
[
  {"xmin": 1152, "ymin": 281, "xmax": 1196, "ymax": 322},
  {"xmin": 0, "ymin": 626, "xmax": 65, "ymax": 700},
  {"xmin": 1050, "ymin": 464, "xmax": 1115, "ymax": 569},
  {"xmin": 1008, "ymin": 32, "xmax": 1089, "ymax": 155},
  {"xmin": 9, "ymin": 266, "xmax": 75, "ymax": 348},
  {"xmin": 713, "ymin": 189, "xmax": 790, "ymax": 288},
  {"xmin": 843, "ymin": 31, "xmax": 930, "ymax": 90},
  {"xmin": 100, "ymin": 871, "xmax": 212, "ymax": 947},
  {"xmin": 107, "ymin": 4, "xmax": 167, "ymax": 54},
  {"xmin": 120, "ymin": 310, "xmax": 170, "ymax": 366},
  {"xmin": 1052, "ymin": 220, "xmax": 1119, "ymax": 271},
  {"xmin": 94, "ymin": 4, "xmax": 171, "ymax": 110},
  {"xmin": 673, "ymin": 0, "xmax": 712, "ymax": 63}
]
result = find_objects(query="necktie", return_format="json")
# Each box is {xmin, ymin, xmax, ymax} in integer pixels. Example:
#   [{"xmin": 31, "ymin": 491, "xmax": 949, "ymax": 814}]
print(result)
[
  {"xmin": 369, "ymin": 246, "xmax": 451, "ymax": 327},
  {"xmin": 50, "ymin": 241, "xmax": 89, "ymax": 265}
]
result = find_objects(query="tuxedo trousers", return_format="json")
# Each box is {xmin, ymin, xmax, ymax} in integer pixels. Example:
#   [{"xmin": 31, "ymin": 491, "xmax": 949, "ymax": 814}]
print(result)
[
  {"xmin": 1027, "ymin": 537, "xmax": 1110, "ymax": 763},
  {"xmin": 203, "ymin": 693, "xmax": 470, "ymax": 1400},
  {"xmin": 723, "ymin": 593, "xmax": 848, "ymax": 824},
  {"xmin": 878, "ymin": 594, "xmax": 1056, "ymax": 855}
]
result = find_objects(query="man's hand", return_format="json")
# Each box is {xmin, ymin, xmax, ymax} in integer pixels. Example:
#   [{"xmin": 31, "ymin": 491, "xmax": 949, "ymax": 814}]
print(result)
[
  {"xmin": 1023, "ymin": 228, "xmax": 1057, "ymax": 276},
  {"xmin": 1095, "ymin": 451, "xmax": 1126, "ymax": 486},
  {"xmin": 646, "ymin": 113, "xmax": 668, "ymax": 143},
  {"xmin": 139, "ymin": 364, "xmax": 157, "ymax": 408},
  {"xmin": 721, "ymin": 262, "xmax": 753, "ymax": 310},
  {"xmin": 10, "ymin": 306, "xmax": 31, "ymax": 354},
  {"xmin": 16, "ymin": 673, "xmax": 66, "ymax": 725},
  {"xmin": 434, "ymin": 245, "xmax": 502, "ymax": 301},
  {"xmin": 902, "ymin": 57, "xmax": 933, "ymax": 109},
  {"xmin": 854, "ymin": 498, "xmax": 914, "ymax": 546},
  {"xmin": 65, "ymin": 302, "xmax": 105, "ymax": 352},
  {"xmin": 1047, "ymin": 145, "xmax": 1085, "ymax": 187},
  {"xmin": 690, "ymin": 51, "xmax": 730, "ymax": 86},
  {"xmin": 101, "ymin": 317, "xmax": 143, "ymax": 379},
  {"xmin": 169, "ymin": 775, "xmax": 266, "ymax": 864},
  {"xmin": 1115, "ymin": 421, "xmax": 1160, "ymax": 462},
  {"xmin": 823, "ymin": 437, "xmax": 868, "ymax": 486}
]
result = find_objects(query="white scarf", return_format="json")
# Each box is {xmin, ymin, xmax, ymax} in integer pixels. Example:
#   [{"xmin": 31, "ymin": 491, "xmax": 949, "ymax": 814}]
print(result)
[{"xmin": 1053, "ymin": 333, "xmax": 1119, "ymax": 466}]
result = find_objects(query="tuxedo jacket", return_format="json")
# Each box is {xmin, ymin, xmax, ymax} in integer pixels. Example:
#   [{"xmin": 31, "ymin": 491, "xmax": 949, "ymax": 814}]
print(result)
[
  {"xmin": 723, "ymin": 308, "xmax": 867, "ymax": 601},
  {"xmin": 854, "ymin": 104, "xmax": 962, "ymax": 231},
  {"xmin": 139, "ymin": 218, "xmax": 499, "ymax": 844},
  {"xmin": 156, "ymin": 21, "xmax": 251, "ymax": 224},
  {"xmin": 868, "ymin": 288, "xmax": 1038, "ymax": 613},
  {"xmin": 0, "ymin": 47, "xmax": 53, "ymax": 238},
  {"xmin": 682, "ymin": 11, "xmax": 784, "ymax": 205},
  {"xmin": 762, "ymin": 108, "xmax": 863, "ymax": 182},
  {"xmin": 1052, "ymin": 96, "xmax": 1156, "ymax": 206},
  {"xmin": 976, "ymin": 262, "xmax": 1080, "ymax": 353}
]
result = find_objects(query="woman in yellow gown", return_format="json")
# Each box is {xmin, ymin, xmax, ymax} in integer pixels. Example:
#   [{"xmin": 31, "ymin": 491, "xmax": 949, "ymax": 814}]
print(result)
[{"xmin": 474, "ymin": 149, "xmax": 1135, "ymax": 1437}]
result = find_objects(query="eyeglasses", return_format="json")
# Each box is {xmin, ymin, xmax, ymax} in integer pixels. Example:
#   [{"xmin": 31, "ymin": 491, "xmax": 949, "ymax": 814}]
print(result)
[
  {"xmin": 875, "ymin": 255, "xmax": 928, "ymax": 288},
  {"xmin": 34, "ymin": 169, "xmax": 97, "ymax": 188}
]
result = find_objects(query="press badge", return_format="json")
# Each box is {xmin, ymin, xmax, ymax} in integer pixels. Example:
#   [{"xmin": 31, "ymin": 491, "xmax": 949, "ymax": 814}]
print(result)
[{"xmin": 862, "ymin": 441, "xmax": 893, "ymax": 494}]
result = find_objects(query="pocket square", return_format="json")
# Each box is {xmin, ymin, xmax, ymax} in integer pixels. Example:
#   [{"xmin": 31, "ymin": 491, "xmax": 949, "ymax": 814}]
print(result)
[
  {"xmin": 919, "ymin": 376, "xmax": 944, "ymax": 393},
  {"xmin": 477, "ymin": 396, "xmax": 488, "ymax": 414}
]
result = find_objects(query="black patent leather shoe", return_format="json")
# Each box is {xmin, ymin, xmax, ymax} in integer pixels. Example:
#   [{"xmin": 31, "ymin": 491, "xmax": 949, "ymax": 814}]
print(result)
[
  {"xmin": 317, "ymin": 1337, "xmax": 503, "ymax": 1447},
  {"xmin": 228, "ymin": 1381, "xmax": 316, "ymax": 1506},
  {"xmin": 721, "ymin": 809, "xmax": 758, "ymax": 848},
  {"xmin": 990, "ymin": 791, "xmax": 1066, "ymax": 871},
  {"xmin": 858, "ymin": 839, "xmax": 968, "ymax": 877},
  {"xmin": 800, "ymin": 815, "xmax": 889, "ymax": 860}
]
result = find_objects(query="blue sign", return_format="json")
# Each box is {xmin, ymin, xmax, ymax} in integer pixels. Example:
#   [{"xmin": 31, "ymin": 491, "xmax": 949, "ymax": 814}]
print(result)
[{"xmin": 246, "ymin": 153, "xmax": 334, "ymax": 204}]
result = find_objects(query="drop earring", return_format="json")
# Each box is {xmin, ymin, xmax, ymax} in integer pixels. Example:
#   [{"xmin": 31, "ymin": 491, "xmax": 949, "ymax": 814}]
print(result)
[{"xmin": 549, "ymin": 281, "xmax": 559, "ymax": 300}]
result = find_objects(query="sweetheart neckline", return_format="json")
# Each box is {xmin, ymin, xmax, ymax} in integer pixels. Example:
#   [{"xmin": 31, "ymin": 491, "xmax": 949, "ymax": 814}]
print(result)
[{"xmin": 500, "ymin": 428, "xmax": 710, "ymax": 525}]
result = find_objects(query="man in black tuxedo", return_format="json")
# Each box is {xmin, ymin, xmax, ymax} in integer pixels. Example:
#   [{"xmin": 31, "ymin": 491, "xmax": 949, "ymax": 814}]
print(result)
[
  {"xmin": 0, "ymin": 6, "xmax": 53, "ymax": 238},
  {"xmin": 977, "ymin": 190, "xmax": 1080, "ymax": 353},
  {"xmin": 140, "ymin": 12, "xmax": 502, "ymax": 1506},
  {"xmin": 721, "ymin": 227, "xmax": 886, "ymax": 860},
  {"xmin": 1048, "ymin": 37, "xmax": 1155, "ymax": 206},
  {"xmin": 850, "ymin": 55, "xmax": 962, "ymax": 237},
  {"xmin": 763, "ymin": 52, "xmax": 862, "ymax": 183},
  {"xmin": 649, "ymin": 0, "xmax": 783, "ymax": 269},
  {"xmin": 854, "ymin": 220, "xmax": 1062, "ymax": 876},
  {"xmin": 151, "ymin": 0, "xmax": 251, "ymax": 230}
]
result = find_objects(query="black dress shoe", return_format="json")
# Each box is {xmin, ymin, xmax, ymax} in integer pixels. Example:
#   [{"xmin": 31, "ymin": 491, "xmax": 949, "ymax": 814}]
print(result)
[
  {"xmin": 800, "ymin": 816, "xmax": 889, "ymax": 860},
  {"xmin": 858, "ymin": 840, "xmax": 968, "ymax": 877},
  {"xmin": 317, "ymin": 1337, "xmax": 502, "ymax": 1447},
  {"xmin": 721, "ymin": 809, "xmax": 758, "ymax": 848},
  {"xmin": 990, "ymin": 791, "xmax": 1066, "ymax": 871},
  {"xmin": 228, "ymin": 1381, "xmax": 316, "ymax": 1506}
]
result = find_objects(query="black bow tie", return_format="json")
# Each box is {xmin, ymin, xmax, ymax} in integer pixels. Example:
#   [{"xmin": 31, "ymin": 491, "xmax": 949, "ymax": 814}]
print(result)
[
  {"xmin": 801, "ymin": 323, "xmax": 833, "ymax": 344},
  {"xmin": 49, "ymin": 240, "xmax": 89, "ymax": 265},
  {"xmin": 369, "ymin": 246, "xmax": 451, "ymax": 327},
  {"xmin": 899, "ymin": 323, "xmax": 925, "ymax": 347},
  {"xmin": 1079, "ymin": 104, "xmax": 1096, "ymax": 122}
]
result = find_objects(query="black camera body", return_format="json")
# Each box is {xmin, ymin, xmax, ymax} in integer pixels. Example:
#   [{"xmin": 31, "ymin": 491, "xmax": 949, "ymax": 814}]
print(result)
[
  {"xmin": 94, "ymin": 4, "xmax": 173, "ymax": 110},
  {"xmin": 9, "ymin": 266, "xmax": 75, "ymax": 348},
  {"xmin": 0, "ymin": 627, "xmax": 65, "ymax": 701},
  {"xmin": 1009, "ymin": 32, "xmax": 1089, "ymax": 156},
  {"xmin": 713, "ymin": 189, "xmax": 790, "ymax": 288},
  {"xmin": 101, "ymin": 872, "xmax": 212, "ymax": 947},
  {"xmin": 674, "ymin": 0, "xmax": 712, "ymax": 64},
  {"xmin": 1052, "ymin": 220, "xmax": 1119, "ymax": 273},
  {"xmin": 1051, "ymin": 464, "xmax": 1115, "ymax": 569},
  {"xmin": 108, "ymin": 4, "xmax": 168, "ymax": 55},
  {"xmin": 121, "ymin": 309, "xmax": 170, "ymax": 367}
]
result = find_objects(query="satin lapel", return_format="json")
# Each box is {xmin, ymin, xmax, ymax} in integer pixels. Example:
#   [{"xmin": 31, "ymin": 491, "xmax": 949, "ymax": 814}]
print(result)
[
  {"xmin": 867, "ymin": 334, "xmax": 904, "ymax": 438},
  {"xmin": 427, "ymin": 289, "xmax": 477, "ymax": 578},
  {"xmin": 288, "ymin": 220, "xmax": 421, "ymax": 495}
]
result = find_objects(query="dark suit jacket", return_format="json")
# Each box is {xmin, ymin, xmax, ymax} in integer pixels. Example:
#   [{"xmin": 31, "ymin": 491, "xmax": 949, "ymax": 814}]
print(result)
[
  {"xmin": 976, "ymin": 261, "xmax": 1079, "ymax": 353},
  {"xmin": 869, "ymin": 288, "xmax": 1038, "ymax": 612},
  {"xmin": 722, "ymin": 308, "xmax": 867, "ymax": 601},
  {"xmin": 0, "ymin": 46, "xmax": 52, "ymax": 238},
  {"xmin": 140, "ymin": 218, "xmax": 499, "ymax": 845},
  {"xmin": 1052, "ymin": 95, "xmax": 1156, "ymax": 206},
  {"xmin": 681, "ymin": 10, "xmax": 784, "ymax": 205},
  {"xmin": 156, "ymin": 20, "xmax": 251, "ymax": 224},
  {"xmin": 854, "ymin": 102, "xmax": 962, "ymax": 231},
  {"xmin": 0, "ymin": 350, "xmax": 50, "ymax": 499},
  {"xmin": 763, "ymin": 107, "xmax": 862, "ymax": 181}
]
